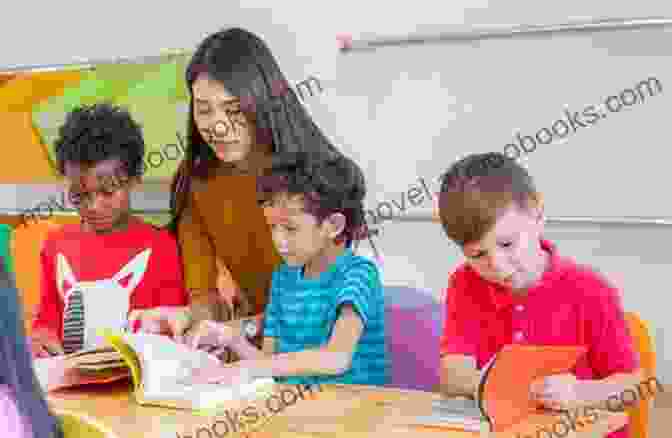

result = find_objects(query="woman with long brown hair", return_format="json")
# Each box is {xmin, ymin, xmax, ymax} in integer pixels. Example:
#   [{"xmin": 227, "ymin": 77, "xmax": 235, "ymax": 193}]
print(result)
[{"xmin": 136, "ymin": 28, "xmax": 343, "ymax": 352}]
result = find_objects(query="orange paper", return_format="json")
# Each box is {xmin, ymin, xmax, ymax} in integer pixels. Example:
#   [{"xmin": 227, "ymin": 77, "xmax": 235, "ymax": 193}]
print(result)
[{"xmin": 479, "ymin": 344, "xmax": 587, "ymax": 432}]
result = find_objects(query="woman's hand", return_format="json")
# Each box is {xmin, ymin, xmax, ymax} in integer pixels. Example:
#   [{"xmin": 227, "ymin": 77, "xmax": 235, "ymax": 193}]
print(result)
[
  {"xmin": 127, "ymin": 306, "xmax": 193, "ymax": 342},
  {"xmin": 187, "ymin": 319, "xmax": 242, "ymax": 356},
  {"xmin": 215, "ymin": 258, "xmax": 240, "ymax": 310}
]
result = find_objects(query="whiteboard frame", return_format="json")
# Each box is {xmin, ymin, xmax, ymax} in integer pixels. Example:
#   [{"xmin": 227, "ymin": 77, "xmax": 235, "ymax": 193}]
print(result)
[
  {"xmin": 339, "ymin": 16, "xmax": 672, "ymax": 52},
  {"xmin": 390, "ymin": 207, "xmax": 672, "ymax": 226}
]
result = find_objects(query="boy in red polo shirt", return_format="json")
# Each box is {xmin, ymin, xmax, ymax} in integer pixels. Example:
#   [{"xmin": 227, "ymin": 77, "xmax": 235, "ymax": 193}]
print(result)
[
  {"xmin": 436, "ymin": 152, "xmax": 641, "ymax": 438},
  {"xmin": 30, "ymin": 103, "xmax": 189, "ymax": 357}
]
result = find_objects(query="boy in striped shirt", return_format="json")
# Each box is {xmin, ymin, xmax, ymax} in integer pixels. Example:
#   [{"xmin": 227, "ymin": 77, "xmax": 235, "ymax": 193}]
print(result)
[{"xmin": 182, "ymin": 152, "xmax": 390, "ymax": 386}]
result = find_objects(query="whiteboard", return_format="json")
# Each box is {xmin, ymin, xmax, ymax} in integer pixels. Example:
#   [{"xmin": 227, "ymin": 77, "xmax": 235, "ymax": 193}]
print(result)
[{"xmin": 325, "ymin": 26, "xmax": 672, "ymax": 219}]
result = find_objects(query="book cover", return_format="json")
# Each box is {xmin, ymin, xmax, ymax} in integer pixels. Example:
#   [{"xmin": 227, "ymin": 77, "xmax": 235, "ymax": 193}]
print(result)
[{"xmin": 477, "ymin": 344, "xmax": 588, "ymax": 432}]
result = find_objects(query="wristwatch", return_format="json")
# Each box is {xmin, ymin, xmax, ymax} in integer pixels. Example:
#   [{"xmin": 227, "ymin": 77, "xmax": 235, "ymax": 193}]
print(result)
[{"xmin": 241, "ymin": 318, "xmax": 259, "ymax": 339}]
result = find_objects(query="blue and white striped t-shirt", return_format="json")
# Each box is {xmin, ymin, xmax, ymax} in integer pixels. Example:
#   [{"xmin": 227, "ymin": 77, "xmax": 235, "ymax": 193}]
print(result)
[{"xmin": 263, "ymin": 248, "xmax": 389, "ymax": 386}]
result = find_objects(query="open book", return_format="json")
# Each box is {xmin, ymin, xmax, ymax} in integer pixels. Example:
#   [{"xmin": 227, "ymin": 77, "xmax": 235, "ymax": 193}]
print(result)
[
  {"xmin": 34, "ymin": 331, "xmax": 275, "ymax": 410},
  {"xmin": 410, "ymin": 344, "xmax": 587, "ymax": 432},
  {"xmin": 33, "ymin": 346, "xmax": 132, "ymax": 392},
  {"xmin": 411, "ymin": 397, "xmax": 486, "ymax": 432}
]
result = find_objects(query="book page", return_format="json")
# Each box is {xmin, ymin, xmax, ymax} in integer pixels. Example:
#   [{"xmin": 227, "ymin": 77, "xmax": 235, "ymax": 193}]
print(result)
[
  {"xmin": 408, "ymin": 397, "xmax": 485, "ymax": 431},
  {"xmin": 115, "ymin": 332, "xmax": 275, "ymax": 410},
  {"xmin": 63, "ymin": 350, "xmax": 125, "ymax": 370},
  {"xmin": 61, "ymin": 346, "xmax": 115, "ymax": 360},
  {"xmin": 145, "ymin": 376, "xmax": 275, "ymax": 411},
  {"xmin": 102, "ymin": 331, "xmax": 144, "ymax": 391},
  {"xmin": 119, "ymin": 332, "xmax": 216, "ymax": 390},
  {"xmin": 33, "ymin": 356, "xmax": 129, "ymax": 392}
]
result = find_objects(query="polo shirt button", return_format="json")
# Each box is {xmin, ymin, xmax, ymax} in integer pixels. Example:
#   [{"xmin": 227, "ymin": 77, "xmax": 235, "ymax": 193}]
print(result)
[
  {"xmin": 515, "ymin": 304, "xmax": 524, "ymax": 312},
  {"xmin": 514, "ymin": 331, "xmax": 525, "ymax": 341}
]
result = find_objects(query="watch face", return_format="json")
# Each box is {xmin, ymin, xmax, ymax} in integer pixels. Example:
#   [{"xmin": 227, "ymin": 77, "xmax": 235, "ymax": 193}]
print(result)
[{"xmin": 244, "ymin": 320, "xmax": 258, "ymax": 338}]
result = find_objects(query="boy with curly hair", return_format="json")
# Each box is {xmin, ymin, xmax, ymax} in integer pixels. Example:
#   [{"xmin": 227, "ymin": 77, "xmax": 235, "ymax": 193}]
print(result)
[
  {"xmin": 30, "ymin": 103, "xmax": 189, "ymax": 357},
  {"xmin": 156, "ymin": 152, "xmax": 389, "ymax": 386}
]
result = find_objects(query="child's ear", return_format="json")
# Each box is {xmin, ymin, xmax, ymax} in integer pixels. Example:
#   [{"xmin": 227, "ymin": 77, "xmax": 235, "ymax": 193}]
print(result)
[
  {"xmin": 325, "ymin": 213, "xmax": 346, "ymax": 240},
  {"xmin": 535, "ymin": 196, "xmax": 545, "ymax": 224},
  {"xmin": 533, "ymin": 200, "xmax": 545, "ymax": 231},
  {"xmin": 527, "ymin": 193, "xmax": 545, "ymax": 224}
]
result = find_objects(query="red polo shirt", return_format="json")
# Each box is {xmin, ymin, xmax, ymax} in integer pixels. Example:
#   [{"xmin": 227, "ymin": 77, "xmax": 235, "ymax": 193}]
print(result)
[{"xmin": 440, "ymin": 239, "xmax": 639, "ymax": 438}]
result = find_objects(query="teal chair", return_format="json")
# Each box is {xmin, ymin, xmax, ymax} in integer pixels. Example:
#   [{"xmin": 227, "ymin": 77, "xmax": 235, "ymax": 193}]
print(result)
[{"xmin": 0, "ymin": 224, "xmax": 13, "ymax": 274}]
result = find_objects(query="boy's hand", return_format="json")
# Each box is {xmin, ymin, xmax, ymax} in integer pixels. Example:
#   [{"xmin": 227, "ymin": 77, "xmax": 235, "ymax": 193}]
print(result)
[
  {"xmin": 30, "ymin": 329, "xmax": 64, "ymax": 358},
  {"xmin": 530, "ymin": 373, "xmax": 601, "ymax": 411},
  {"xmin": 127, "ymin": 306, "xmax": 193, "ymax": 342}
]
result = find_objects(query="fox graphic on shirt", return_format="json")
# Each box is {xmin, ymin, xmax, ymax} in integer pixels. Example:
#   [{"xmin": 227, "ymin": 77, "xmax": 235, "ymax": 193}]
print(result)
[
  {"xmin": 59, "ymin": 249, "xmax": 150, "ymax": 352},
  {"xmin": 32, "ymin": 219, "xmax": 189, "ymax": 353}
]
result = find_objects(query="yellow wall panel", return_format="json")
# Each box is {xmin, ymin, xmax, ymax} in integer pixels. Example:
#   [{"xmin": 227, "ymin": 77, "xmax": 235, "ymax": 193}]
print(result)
[
  {"xmin": 0, "ymin": 71, "xmax": 83, "ymax": 112},
  {"xmin": 0, "ymin": 109, "xmax": 61, "ymax": 182},
  {"xmin": 0, "ymin": 71, "xmax": 84, "ymax": 182}
]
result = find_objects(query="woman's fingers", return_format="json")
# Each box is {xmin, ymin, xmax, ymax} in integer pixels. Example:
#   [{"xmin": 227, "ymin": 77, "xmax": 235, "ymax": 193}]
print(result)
[
  {"xmin": 215, "ymin": 257, "xmax": 230, "ymax": 275},
  {"xmin": 128, "ymin": 307, "xmax": 193, "ymax": 339},
  {"xmin": 211, "ymin": 347, "xmax": 230, "ymax": 357},
  {"xmin": 190, "ymin": 320, "xmax": 216, "ymax": 349},
  {"xmin": 181, "ymin": 329, "xmax": 196, "ymax": 346},
  {"xmin": 218, "ymin": 284, "xmax": 237, "ymax": 308},
  {"xmin": 189, "ymin": 320, "xmax": 236, "ymax": 351},
  {"xmin": 189, "ymin": 321, "xmax": 205, "ymax": 349},
  {"xmin": 216, "ymin": 258, "xmax": 239, "ymax": 308},
  {"xmin": 166, "ymin": 307, "xmax": 193, "ymax": 342}
]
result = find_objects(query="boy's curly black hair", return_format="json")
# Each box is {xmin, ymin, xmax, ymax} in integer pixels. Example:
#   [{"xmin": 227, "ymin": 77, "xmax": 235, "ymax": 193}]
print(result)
[
  {"xmin": 257, "ymin": 151, "xmax": 375, "ymax": 246},
  {"xmin": 54, "ymin": 102, "xmax": 145, "ymax": 177}
]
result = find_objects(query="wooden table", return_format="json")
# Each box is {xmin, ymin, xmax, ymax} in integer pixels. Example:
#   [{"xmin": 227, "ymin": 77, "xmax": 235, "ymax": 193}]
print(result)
[{"xmin": 47, "ymin": 381, "xmax": 628, "ymax": 438}]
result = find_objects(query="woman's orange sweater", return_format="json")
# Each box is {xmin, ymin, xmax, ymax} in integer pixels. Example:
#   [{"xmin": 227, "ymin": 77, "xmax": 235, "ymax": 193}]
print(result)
[{"xmin": 176, "ymin": 156, "xmax": 281, "ymax": 321}]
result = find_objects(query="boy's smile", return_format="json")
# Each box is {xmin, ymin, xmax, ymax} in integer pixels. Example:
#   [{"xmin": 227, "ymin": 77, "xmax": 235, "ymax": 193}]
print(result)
[{"xmin": 64, "ymin": 159, "xmax": 136, "ymax": 234}]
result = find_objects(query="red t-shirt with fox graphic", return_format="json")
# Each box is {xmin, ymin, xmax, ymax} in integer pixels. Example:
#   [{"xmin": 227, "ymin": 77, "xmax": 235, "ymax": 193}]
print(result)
[{"xmin": 32, "ymin": 217, "xmax": 189, "ymax": 350}]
